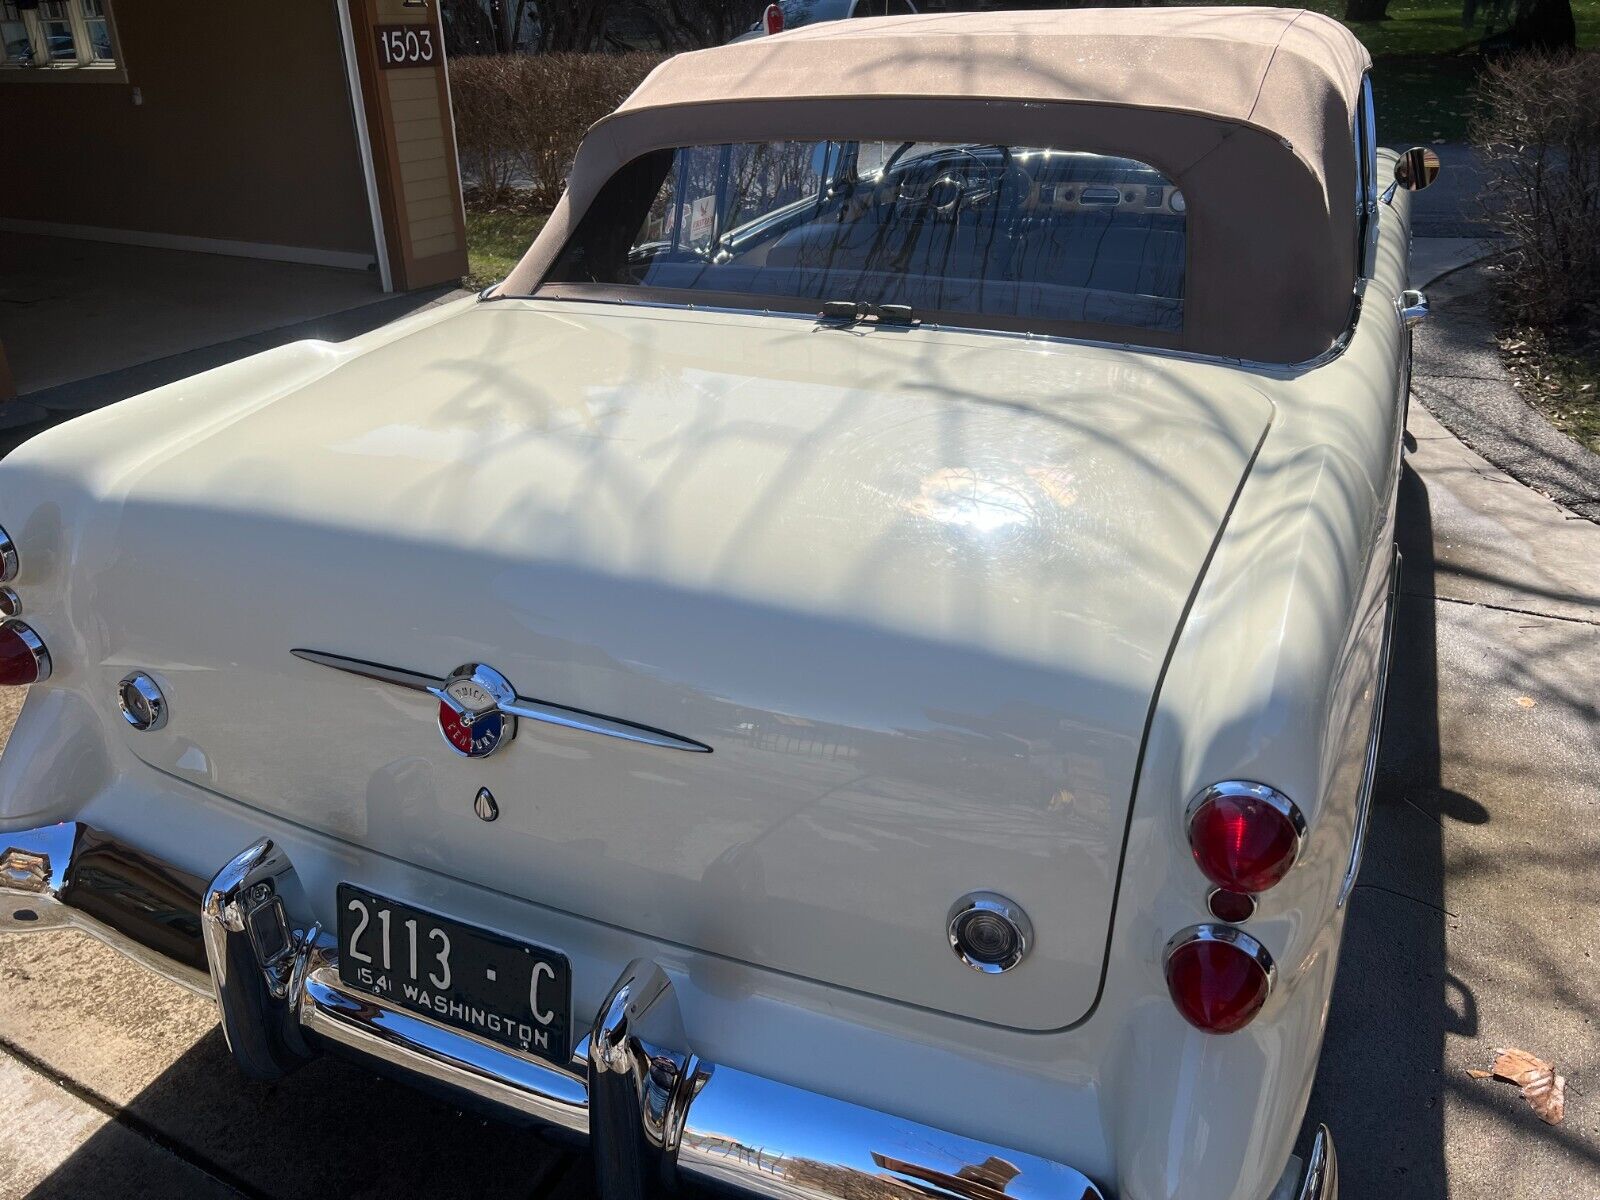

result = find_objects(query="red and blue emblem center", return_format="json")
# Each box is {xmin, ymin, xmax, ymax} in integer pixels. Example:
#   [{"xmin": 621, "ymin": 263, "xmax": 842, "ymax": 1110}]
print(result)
[
  {"xmin": 436, "ymin": 667, "xmax": 517, "ymax": 759},
  {"xmin": 438, "ymin": 702, "xmax": 509, "ymax": 758}
]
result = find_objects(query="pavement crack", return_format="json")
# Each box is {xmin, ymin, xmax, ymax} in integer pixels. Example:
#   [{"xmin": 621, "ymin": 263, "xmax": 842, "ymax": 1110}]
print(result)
[
  {"xmin": 0, "ymin": 1034, "xmax": 264, "ymax": 1200},
  {"xmin": 1354, "ymin": 882, "xmax": 1461, "ymax": 919},
  {"xmin": 1398, "ymin": 588, "xmax": 1600, "ymax": 627}
]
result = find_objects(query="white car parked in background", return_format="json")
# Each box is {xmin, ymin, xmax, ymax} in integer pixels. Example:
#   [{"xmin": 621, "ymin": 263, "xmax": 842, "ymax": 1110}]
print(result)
[
  {"xmin": 732, "ymin": 0, "xmax": 917, "ymax": 41},
  {"xmin": 0, "ymin": 10, "xmax": 1439, "ymax": 1199}
]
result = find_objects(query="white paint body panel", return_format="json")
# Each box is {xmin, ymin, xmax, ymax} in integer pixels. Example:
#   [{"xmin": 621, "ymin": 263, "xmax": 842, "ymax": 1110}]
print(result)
[{"xmin": 0, "ymin": 169, "xmax": 1414, "ymax": 1200}]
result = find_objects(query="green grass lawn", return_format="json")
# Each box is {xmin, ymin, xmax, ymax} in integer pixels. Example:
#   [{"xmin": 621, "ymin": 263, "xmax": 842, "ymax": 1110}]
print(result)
[
  {"xmin": 464, "ymin": 211, "xmax": 548, "ymax": 291},
  {"xmin": 1232, "ymin": 0, "xmax": 1600, "ymax": 143}
]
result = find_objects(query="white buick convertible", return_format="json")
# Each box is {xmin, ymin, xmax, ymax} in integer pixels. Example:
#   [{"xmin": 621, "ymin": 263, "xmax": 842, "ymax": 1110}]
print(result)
[{"xmin": 0, "ymin": 10, "xmax": 1439, "ymax": 1199}]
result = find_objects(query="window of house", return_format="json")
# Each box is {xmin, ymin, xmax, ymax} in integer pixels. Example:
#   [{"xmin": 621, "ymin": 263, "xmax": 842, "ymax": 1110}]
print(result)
[{"xmin": 0, "ymin": 0, "xmax": 117, "ymax": 71}]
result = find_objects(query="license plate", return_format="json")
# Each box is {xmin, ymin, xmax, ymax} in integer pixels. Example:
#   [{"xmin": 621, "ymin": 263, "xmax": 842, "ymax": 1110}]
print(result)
[{"xmin": 336, "ymin": 884, "xmax": 571, "ymax": 1067}]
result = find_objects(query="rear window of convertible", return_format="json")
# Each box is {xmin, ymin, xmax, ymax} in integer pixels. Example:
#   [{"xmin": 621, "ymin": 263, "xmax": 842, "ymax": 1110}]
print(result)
[{"xmin": 540, "ymin": 140, "xmax": 1187, "ymax": 334}]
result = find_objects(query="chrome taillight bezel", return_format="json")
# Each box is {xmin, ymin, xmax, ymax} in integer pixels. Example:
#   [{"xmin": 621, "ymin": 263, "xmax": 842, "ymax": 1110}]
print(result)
[
  {"xmin": 1184, "ymin": 780, "xmax": 1308, "ymax": 893},
  {"xmin": 1, "ymin": 621, "xmax": 51, "ymax": 684},
  {"xmin": 1163, "ymin": 922, "xmax": 1277, "ymax": 1033},
  {"xmin": 0, "ymin": 526, "xmax": 17, "ymax": 584}
]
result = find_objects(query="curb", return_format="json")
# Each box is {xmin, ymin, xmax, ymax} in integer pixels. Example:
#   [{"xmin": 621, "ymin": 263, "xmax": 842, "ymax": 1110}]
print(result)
[{"xmin": 1411, "ymin": 261, "xmax": 1600, "ymax": 523}]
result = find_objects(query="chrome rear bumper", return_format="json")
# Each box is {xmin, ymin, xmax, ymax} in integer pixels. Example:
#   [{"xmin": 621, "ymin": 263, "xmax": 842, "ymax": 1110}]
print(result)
[
  {"xmin": 1, "ymin": 822, "xmax": 1339, "ymax": 1200},
  {"xmin": 3, "ymin": 823, "xmax": 1105, "ymax": 1200}
]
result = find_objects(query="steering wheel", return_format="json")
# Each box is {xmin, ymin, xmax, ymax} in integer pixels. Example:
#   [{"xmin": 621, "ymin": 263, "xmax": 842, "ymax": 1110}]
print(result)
[{"xmin": 901, "ymin": 147, "xmax": 1018, "ymax": 222}]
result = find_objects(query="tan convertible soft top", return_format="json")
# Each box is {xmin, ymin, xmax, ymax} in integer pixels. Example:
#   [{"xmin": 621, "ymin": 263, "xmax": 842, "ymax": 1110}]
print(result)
[{"xmin": 502, "ymin": 8, "xmax": 1372, "ymax": 363}]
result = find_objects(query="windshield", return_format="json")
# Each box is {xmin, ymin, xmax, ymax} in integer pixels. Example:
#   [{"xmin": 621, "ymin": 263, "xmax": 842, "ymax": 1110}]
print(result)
[{"xmin": 542, "ymin": 139, "xmax": 1186, "ymax": 334}]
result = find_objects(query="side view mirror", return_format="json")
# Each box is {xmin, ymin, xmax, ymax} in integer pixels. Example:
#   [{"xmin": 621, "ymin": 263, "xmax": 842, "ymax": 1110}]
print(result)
[{"xmin": 1384, "ymin": 147, "xmax": 1441, "ymax": 203}]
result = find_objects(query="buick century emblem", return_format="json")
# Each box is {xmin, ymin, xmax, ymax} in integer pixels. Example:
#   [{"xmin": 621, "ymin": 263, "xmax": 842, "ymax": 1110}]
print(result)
[{"xmin": 431, "ymin": 663, "xmax": 517, "ymax": 758}]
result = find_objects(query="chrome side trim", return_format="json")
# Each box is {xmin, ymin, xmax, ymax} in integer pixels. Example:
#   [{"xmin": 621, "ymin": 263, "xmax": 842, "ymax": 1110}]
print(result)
[
  {"xmin": 1339, "ymin": 545, "xmax": 1401, "ymax": 907},
  {"xmin": 1164, "ymin": 923, "xmax": 1278, "ymax": 991},
  {"xmin": 0, "ymin": 821, "xmax": 210, "ymax": 995},
  {"xmin": 290, "ymin": 648, "xmax": 712, "ymax": 753},
  {"xmin": 1297, "ymin": 1125, "xmax": 1339, "ymax": 1199}
]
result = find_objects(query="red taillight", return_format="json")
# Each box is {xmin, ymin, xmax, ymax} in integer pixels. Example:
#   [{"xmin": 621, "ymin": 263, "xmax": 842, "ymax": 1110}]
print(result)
[
  {"xmin": 1187, "ymin": 782, "xmax": 1304, "ymax": 893},
  {"xmin": 0, "ymin": 621, "xmax": 49, "ymax": 687},
  {"xmin": 1165, "ymin": 926, "xmax": 1274, "ymax": 1033},
  {"xmin": 763, "ymin": 3, "xmax": 784, "ymax": 34}
]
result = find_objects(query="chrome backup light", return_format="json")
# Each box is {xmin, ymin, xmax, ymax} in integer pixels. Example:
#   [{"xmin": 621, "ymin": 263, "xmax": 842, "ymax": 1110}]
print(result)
[
  {"xmin": 0, "ymin": 587, "xmax": 19, "ymax": 619},
  {"xmin": 0, "ymin": 526, "xmax": 16, "ymax": 583},
  {"xmin": 117, "ymin": 672, "xmax": 168, "ymax": 732},
  {"xmin": 0, "ymin": 622, "xmax": 50, "ymax": 687},
  {"xmin": 1186, "ymin": 781, "xmax": 1306, "ymax": 894},
  {"xmin": 948, "ymin": 891, "xmax": 1032, "ymax": 973}
]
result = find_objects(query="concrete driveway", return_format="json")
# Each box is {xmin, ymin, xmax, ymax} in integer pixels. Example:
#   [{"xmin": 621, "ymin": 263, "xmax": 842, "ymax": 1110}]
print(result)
[{"xmin": 0, "ymin": 241, "xmax": 1596, "ymax": 1199}]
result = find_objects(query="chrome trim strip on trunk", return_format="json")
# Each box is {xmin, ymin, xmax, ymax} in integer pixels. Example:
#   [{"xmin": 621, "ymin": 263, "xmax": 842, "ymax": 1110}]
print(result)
[{"xmin": 290, "ymin": 648, "xmax": 712, "ymax": 753}]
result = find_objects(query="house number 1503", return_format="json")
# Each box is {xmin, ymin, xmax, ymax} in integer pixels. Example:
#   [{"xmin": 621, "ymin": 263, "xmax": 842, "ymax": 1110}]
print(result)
[{"xmin": 375, "ymin": 25, "xmax": 436, "ymax": 68}]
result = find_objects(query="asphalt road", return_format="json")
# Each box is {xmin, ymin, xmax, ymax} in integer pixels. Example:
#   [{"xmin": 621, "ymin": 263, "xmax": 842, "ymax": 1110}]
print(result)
[{"xmin": 0, "ymin": 240, "xmax": 1596, "ymax": 1199}]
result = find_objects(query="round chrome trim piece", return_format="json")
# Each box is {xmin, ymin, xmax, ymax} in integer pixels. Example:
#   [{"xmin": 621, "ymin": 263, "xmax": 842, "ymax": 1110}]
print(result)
[
  {"xmin": 117, "ymin": 672, "xmax": 168, "ymax": 732},
  {"xmin": 1185, "ymin": 779, "xmax": 1308, "ymax": 857},
  {"xmin": 1163, "ymin": 923, "xmax": 1277, "ymax": 992},
  {"xmin": 947, "ymin": 891, "xmax": 1033, "ymax": 974},
  {"xmin": 0, "ymin": 527, "xmax": 17, "ymax": 584},
  {"xmin": 0, "ymin": 587, "xmax": 20, "ymax": 620},
  {"xmin": 1205, "ymin": 887, "xmax": 1258, "ymax": 923},
  {"xmin": 4, "ymin": 622, "xmax": 50, "ymax": 684}
]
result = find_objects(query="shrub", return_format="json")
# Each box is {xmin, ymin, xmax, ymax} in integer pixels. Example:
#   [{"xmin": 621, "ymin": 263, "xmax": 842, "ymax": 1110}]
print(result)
[
  {"xmin": 1473, "ymin": 51, "xmax": 1600, "ymax": 328},
  {"xmin": 450, "ymin": 52, "xmax": 666, "ymax": 210}
]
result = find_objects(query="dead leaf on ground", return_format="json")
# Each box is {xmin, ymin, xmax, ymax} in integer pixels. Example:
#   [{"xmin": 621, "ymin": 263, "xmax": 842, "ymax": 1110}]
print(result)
[
  {"xmin": 1467, "ymin": 1068, "xmax": 1493, "ymax": 1079},
  {"xmin": 1516, "ymin": 696, "xmax": 1537, "ymax": 708},
  {"xmin": 1475, "ymin": 1047, "xmax": 1567, "ymax": 1125}
]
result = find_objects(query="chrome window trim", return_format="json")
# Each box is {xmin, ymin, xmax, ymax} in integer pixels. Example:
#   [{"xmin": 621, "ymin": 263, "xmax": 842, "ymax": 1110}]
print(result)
[
  {"xmin": 1163, "ymin": 923, "xmax": 1278, "ymax": 991},
  {"xmin": 1357, "ymin": 74, "xmax": 1379, "ymax": 280},
  {"xmin": 492, "ymin": 277, "xmax": 1370, "ymax": 378}
]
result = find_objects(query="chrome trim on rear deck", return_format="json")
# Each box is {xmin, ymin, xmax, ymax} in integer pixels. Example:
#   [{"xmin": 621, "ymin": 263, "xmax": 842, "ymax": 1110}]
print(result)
[{"xmin": 290, "ymin": 648, "xmax": 713, "ymax": 753}]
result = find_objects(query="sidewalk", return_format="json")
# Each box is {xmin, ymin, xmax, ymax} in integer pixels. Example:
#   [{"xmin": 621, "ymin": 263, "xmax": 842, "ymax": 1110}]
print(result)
[{"xmin": 1301, "ymin": 249, "xmax": 1600, "ymax": 1196}]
